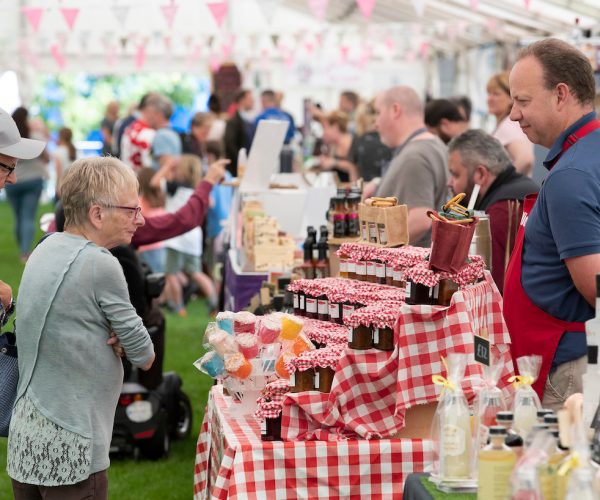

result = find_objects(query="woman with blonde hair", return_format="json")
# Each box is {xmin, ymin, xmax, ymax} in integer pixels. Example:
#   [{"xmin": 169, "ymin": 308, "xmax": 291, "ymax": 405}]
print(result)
[
  {"xmin": 487, "ymin": 70, "xmax": 534, "ymax": 176},
  {"xmin": 8, "ymin": 157, "xmax": 154, "ymax": 499},
  {"xmin": 318, "ymin": 111, "xmax": 359, "ymax": 182}
]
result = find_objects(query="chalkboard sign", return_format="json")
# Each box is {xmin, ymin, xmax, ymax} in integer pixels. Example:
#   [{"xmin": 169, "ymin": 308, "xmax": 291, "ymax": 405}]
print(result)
[{"xmin": 474, "ymin": 334, "xmax": 490, "ymax": 366}]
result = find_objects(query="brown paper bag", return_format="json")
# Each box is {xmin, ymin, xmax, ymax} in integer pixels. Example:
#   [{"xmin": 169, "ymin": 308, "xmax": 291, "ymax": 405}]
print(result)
[
  {"xmin": 429, "ymin": 214, "xmax": 478, "ymax": 273},
  {"xmin": 358, "ymin": 203, "xmax": 408, "ymax": 247}
]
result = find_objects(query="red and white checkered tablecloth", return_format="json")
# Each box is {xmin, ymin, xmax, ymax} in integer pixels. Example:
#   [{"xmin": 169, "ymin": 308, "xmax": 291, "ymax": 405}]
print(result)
[
  {"xmin": 281, "ymin": 272, "xmax": 514, "ymax": 441},
  {"xmin": 194, "ymin": 386, "xmax": 434, "ymax": 499}
]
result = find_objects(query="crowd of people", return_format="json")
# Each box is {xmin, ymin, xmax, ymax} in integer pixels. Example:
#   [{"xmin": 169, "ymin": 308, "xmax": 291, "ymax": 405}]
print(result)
[{"xmin": 1, "ymin": 37, "xmax": 600, "ymax": 498}]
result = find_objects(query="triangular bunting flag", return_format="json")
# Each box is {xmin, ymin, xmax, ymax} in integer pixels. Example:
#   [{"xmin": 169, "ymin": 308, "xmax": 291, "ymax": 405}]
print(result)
[
  {"xmin": 307, "ymin": 0, "xmax": 328, "ymax": 22},
  {"xmin": 113, "ymin": 5, "xmax": 130, "ymax": 29},
  {"xmin": 60, "ymin": 7, "xmax": 80, "ymax": 31},
  {"xmin": 470, "ymin": 0, "xmax": 479, "ymax": 10},
  {"xmin": 524, "ymin": 0, "xmax": 531, "ymax": 8},
  {"xmin": 21, "ymin": 7, "xmax": 44, "ymax": 33},
  {"xmin": 257, "ymin": 0, "xmax": 280, "ymax": 24},
  {"xmin": 135, "ymin": 44, "xmax": 146, "ymax": 69},
  {"xmin": 207, "ymin": 2, "xmax": 228, "ymax": 28},
  {"xmin": 50, "ymin": 44, "xmax": 66, "ymax": 69},
  {"xmin": 160, "ymin": 1, "xmax": 179, "ymax": 29},
  {"xmin": 356, "ymin": 0, "xmax": 376, "ymax": 20}
]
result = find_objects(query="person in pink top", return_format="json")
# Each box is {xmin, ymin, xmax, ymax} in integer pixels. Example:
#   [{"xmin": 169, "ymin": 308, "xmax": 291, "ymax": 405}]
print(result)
[{"xmin": 487, "ymin": 71, "xmax": 535, "ymax": 176}]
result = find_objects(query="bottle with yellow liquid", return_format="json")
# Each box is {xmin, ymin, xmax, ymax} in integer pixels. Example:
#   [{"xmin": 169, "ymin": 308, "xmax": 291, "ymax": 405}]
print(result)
[
  {"xmin": 440, "ymin": 392, "xmax": 472, "ymax": 479},
  {"xmin": 477, "ymin": 426, "xmax": 517, "ymax": 500},
  {"xmin": 537, "ymin": 430, "xmax": 569, "ymax": 500}
]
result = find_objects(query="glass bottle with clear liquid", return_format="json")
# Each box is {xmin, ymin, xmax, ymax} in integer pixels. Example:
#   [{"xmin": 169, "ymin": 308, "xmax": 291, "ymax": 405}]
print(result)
[{"xmin": 477, "ymin": 426, "xmax": 516, "ymax": 500}]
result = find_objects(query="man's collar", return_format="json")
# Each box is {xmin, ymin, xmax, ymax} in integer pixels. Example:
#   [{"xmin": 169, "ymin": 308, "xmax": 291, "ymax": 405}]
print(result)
[{"xmin": 543, "ymin": 111, "xmax": 597, "ymax": 170}]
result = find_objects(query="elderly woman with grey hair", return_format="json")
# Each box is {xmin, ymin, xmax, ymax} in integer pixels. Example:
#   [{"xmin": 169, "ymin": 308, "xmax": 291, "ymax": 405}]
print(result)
[{"xmin": 7, "ymin": 157, "xmax": 155, "ymax": 500}]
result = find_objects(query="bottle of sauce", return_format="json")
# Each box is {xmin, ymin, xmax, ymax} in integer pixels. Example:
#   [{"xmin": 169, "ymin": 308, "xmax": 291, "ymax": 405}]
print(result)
[
  {"xmin": 338, "ymin": 250, "xmax": 349, "ymax": 279},
  {"xmin": 300, "ymin": 242, "xmax": 315, "ymax": 280},
  {"xmin": 314, "ymin": 243, "xmax": 330, "ymax": 279},
  {"xmin": 333, "ymin": 196, "xmax": 347, "ymax": 238},
  {"xmin": 346, "ymin": 194, "xmax": 360, "ymax": 237},
  {"xmin": 440, "ymin": 391, "xmax": 472, "ymax": 479},
  {"xmin": 477, "ymin": 426, "xmax": 517, "ymax": 500}
]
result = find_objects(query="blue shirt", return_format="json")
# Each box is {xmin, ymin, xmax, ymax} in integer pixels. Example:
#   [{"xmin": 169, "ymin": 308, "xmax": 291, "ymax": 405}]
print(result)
[
  {"xmin": 522, "ymin": 112, "xmax": 600, "ymax": 367},
  {"xmin": 151, "ymin": 127, "xmax": 182, "ymax": 171},
  {"xmin": 253, "ymin": 107, "xmax": 296, "ymax": 144}
]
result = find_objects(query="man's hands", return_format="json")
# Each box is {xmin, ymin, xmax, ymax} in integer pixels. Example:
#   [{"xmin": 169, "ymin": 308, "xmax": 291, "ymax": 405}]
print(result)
[
  {"xmin": 107, "ymin": 331, "xmax": 125, "ymax": 359},
  {"xmin": 204, "ymin": 159, "xmax": 229, "ymax": 185},
  {"xmin": 0, "ymin": 281, "xmax": 12, "ymax": 310}
]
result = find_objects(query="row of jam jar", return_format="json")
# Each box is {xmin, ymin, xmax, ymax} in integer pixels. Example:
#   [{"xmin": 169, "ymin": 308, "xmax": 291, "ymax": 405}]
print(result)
[
  {"xmin": 292, "ymin": 292, "xmax": 363, "ymax": 324},
  {"xmin": 339, "ymin": 257, "xmax": 405, "ymax": 286}
]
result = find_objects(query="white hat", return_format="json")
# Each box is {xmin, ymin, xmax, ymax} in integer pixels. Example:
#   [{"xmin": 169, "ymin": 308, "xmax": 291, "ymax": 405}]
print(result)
[{"xmin": 0, "ymin": 107, "xmax": 45, "ymax": 160}]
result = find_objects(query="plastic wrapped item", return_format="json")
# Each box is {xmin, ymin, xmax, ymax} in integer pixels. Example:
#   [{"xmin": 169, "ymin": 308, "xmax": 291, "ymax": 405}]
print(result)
[
  {"xmin": 258, "ymin": 317, "xmax": 281, "ymax": 344},
  {"xmin": 208, "ymin": 328, "xmax": 239, "ymax": 357},
  {"xmin": 194, "ymin": 351, "xmax": 225, "ymax": 378},
  {"xmin": 280, "ymin": 314, "xmax": 304, "ymax": 341},
  {"xmin": 202, "ymin": 322, "xmax": 219, "ymax": 348},
  {"xmin": 510, "ymin": 425, "xmax": 554, "ymax": 499},
  {"xmin": 292, "ymin": 333, "xmax": 314, "ymax": 356},
  {"xmin": 511, "ymin": 355, "xmax": 542, "ymax": 436},
  {"xmin": 275, "ymin": 351, "xmax": 296, "ymax": 379},
  {"xmin": 473, "ymin": 354, "xmax": 507, "ymax": 454},
  {"xmin": 259, "ymin": 343, "xmax": 281, "ymax": 374},
  {"xmin": 432, "ymin": 353, "xmax": 473, "ymax": 481},
  {"xmin": 216, "ymin": 311, "xmax": 235, "ymax": 335},
  {"xmin": 234, "ymin": 311, "xmax": 257, "ymax": 334},
  {"xmin": 236, "ymin": 333, "xmax": 260, "ymax": 360},
  {"xmin": 224, "ymin": 352, "xmax": 253, "ymax": 379}
]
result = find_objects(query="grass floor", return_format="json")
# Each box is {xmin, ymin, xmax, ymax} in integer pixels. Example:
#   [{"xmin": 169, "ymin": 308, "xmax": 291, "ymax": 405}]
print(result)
[{"xmin": 0, "ymin": 201, "xmax": 214, "ymax": 499}]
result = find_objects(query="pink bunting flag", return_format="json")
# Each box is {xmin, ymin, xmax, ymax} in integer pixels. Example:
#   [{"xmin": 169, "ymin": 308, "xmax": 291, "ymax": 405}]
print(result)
[
  {"xmin": 356, "ymin": 0, "xmax": 376, "ymax": 20},
  {"xmin": 470, "ymin": 0, "xmax": 478, "ymax": 9},
  {"xmin": 21, "ymin": 7, "xmax": 44, "ymax": 33},
  {"xmin": 339, "ymin": 45, "xmax": 350, "ymax": 62},
  {"xmin": 50, "ymin": 44, "xmax": 66, "ymax": 69},
  {"xmin": 209, "ymin": 54, "xmax": 222, "ymax": 72},
  {"xmin": 60, "ymin": 7, "xmax": 80, "ymax": 31},
  {"xmin": 135, "ymin": 44, "xmax": 146, "ymax": 69},
  {"xmin": 523, "ymin": 0, "xmax": 531, "ymax": 8},
  {"xmin": 112, "ymin": 5, "xmax": 130, "ymax": 28},
  {"xmin": 307, "ymin": 0, "xmax": 328, "ymax": 22},
  {"xmin": 419, "ymin": 41, "xmax": 430, "ymax": 59},
  {"xmin": 160, "ymin": 1, "xmax": 179, "ymax": 29},
  {"xmin": 207, "ymin": 2, "xmax": 229, "ymax": 28},
  {"xmin": 106, "ymin": 45, "xmax": 117, "ymax": 67}
]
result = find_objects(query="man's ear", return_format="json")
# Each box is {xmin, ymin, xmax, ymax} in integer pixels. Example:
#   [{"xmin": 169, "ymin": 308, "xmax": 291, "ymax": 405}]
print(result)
[{"xmin": 473, "ymin": 165, "xmax": 488, "ymax": 185}]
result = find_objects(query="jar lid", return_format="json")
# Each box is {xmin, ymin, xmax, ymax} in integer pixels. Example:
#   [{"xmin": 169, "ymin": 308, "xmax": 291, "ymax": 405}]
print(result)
[
  {"xmin": 543, "ymin": 413, "xmax": 558, "ymax": 424},
  {"xmin": 488, "ymin": 425, "xmax": 507, "ymax": 435},
  {"xmin": 496, "ymin": 411, "xmax": 514, "ymax": 421},
  {"xmin": 537, "ymin": 409, "xmax": 553, "ymax": 419}
]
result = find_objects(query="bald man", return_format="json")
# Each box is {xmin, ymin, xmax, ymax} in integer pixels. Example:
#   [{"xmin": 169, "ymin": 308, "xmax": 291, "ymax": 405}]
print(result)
[{"xmin": 372, "ymin": 86, "xmax": 448, "ymax": 246}]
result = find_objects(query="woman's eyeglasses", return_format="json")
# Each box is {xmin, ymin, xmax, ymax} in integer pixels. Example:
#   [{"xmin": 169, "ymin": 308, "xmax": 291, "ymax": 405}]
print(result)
[{"xmin": 105, "ymin": 205, "xmax": 143, "ymax": 219}]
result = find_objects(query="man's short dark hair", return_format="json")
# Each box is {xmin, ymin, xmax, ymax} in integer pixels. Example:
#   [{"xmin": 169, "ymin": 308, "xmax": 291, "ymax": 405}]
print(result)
[
  {"xmin": 425, "ymin": 99, "xmax": 465, "ymax": 127},
  {"xmin": 450, "ymin": 95, "xmax": 472, "ymax": 121},
  {"xmin": 261, "ymin": 89, "xmax": 276, "ymax": 100},
  {"xmin": 517, "ymin": 38, "xmax": 596, "ymax": 107},
  {"xmin": 340, "ymin": 90, "xmax": 359, "ymax": 109}
]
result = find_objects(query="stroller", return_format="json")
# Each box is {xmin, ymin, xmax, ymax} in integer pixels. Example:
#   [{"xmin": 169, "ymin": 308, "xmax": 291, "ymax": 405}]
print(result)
[{"xmin": 109, "ymin": 245, "xmax": 192, "ymax": 460}]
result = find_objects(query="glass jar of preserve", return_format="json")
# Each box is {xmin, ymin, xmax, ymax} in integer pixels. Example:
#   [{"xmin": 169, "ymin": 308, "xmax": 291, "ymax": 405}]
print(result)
[
  {"xmin": 317, "ymin": 295, "xmax": 329, "ymax": 322},
  {"xmin": 338, "ymin": 251, "xmax": 349, "ymax": 278},
  {"xmin": 436, "ymin": 279, "xmax": 459, "ymax": 306},
  {"xmin": 354, "ymin": 260, "xmax": 367, "ymax": 281},
  {"xmin": 347, "ymin": 260, "xmax": 356, "ymax": 280},
  {"xmin": 298, "ymin": 291, "xmax": 306, "ymax": 316},
  {"xmin": 375, "ymin": 260, "xmax": 387, "ymax": 285},
  {"xmin": 360, "ymin": 220, "xmax": 369, "ymax": 242},
  {"xmin": 373, "ymin": 327, "xmax": 395, "ymax": 351},
  {"xmin": 291, "ymin": 368, "xmax": 315, "ymax": 392},
  {"xmin": 293, "ymin": 291, "xmax": 301, "ymax": 315},
  {"xmin": 366, "ymin": 260, "xmax": 376, "ymax": 283},
  {"xmin": 342, "ymin": 302, "xmax": 356, "ymax": 322},
  {"xmin": 386, "ymin": 262, "xmax": 394, "ymax": 286},
  {"xmin": 349, "ymin": 325, "xmax": 373, "ymax": 350},
  {"xmin": 368, "ymin": 222, "xmax": 378, "ymax": 243},
  {"xmin": 304, "ymin": 294, "xmax": 318, "ymax": 319},
  {"xmin": 261, "ymin": 414, "xmax": 282, "ymax": 441},
  {"xmin": 392, "ymin": 266, "xmax": 405, "ymax": 288},
  {"xmin": 377, "ymin": 223, "xmax": 388, "ymax": 245},
  {"xmin": 328, "ymin": 301, "xmax": 342, "ymax": 324},
  {"xmin": 317, "ymin": 366, "xmax": 336, "ymax": 393},
  {"xmin": 405, "ymin": 280, "xmax": 433, "ymax": 305}
]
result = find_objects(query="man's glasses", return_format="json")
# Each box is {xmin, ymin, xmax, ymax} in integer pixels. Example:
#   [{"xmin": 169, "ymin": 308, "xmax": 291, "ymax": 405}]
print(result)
[
  {"xmin": 0, "ymin": 161, "xmax": 16, "ymax": 176},
  {"xmin": 105, "ymin": 205, "xmax": 143, "ymax": 219}
]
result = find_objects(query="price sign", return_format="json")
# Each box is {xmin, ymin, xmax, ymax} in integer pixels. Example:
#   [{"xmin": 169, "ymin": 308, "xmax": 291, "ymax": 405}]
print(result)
[{"xmin": 474, "ymin": 334, "xmax": 490, "ymax": 366}]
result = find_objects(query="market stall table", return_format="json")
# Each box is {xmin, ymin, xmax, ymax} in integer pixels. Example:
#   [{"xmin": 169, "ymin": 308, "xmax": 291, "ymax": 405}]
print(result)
[{"xmin": 194, "ymin": 386, "xmax": 434, "ymax": 499}]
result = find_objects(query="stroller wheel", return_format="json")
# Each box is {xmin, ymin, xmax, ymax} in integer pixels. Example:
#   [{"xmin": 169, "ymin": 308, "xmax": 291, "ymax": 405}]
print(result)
[
  {"xmin": 173, "ymin": 390, "xmax": 193, "ymax": 440},
  {"xmin": 140, "ymin": 409, "xmax": 170, "ymax": 460}
]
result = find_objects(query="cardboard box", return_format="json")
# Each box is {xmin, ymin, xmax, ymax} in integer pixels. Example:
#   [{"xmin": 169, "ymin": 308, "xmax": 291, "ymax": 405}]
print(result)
[{"xmin": 390, "ymin": 402, "xmax": 437, "ymax": 439}]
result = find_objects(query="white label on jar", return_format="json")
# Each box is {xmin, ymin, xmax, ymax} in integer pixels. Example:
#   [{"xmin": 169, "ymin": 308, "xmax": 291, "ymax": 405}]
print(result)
[
  {"xmin": 261, "ymin": 419, "xmax": 267, "ymax": 434},
  {"xmin": 342, "ymin": 304, "xmax": 355, "ymax": 318},
  {"xmin": 290, "ymin": 372, "xmax": 296, "ymax": 387},
  {"xmin": 340, "ymin": 259, "xmax": 348, "ymax": 273},
  {"xmin": 376, "ymin": 263, "xmax": 385, "ymax": 278},
  {"xmin": 348, "ymin": 327, "xmax": 353, "ymax": 342},
  {"xmin": 300, "ymin": 295, "xmax": 305, "ymax": 309},
  {"xmin": 318, "ymin": 299, "xmax": 328, "ymax": 315},
  {"xmin": 432, "ymin": 285, "xmax": 440, "ymax": 301},
  {"xmin": 393, "ymin": 268, "xmax": 403, "ymax": 281},
  {"xmin": 386, "ymin": 265, "xmax": 394, "ymax": 278},
  {"xmin": 366, "ymin": 262, "xmax": 376, "ymax": 276},
  {"xmin": 313, "ymin": 247, "xmax": 319, "ymax": 263},
  {"xmin": 347, "ymin": 261, "xmax": 356, "ymax": 273},
  {"xmin": 361, "ymin": 222, "xmax": 368, "ymax": 241},
  {"xmin": 442, "ymin": 424, "xmax": 466, "ymax": 456},
  {"xmin": 314, "ymin": 371, "xmax": 320, "ymax": 388},
  {"xmin": 373, "ymin": 328, "xmax": 379, "ymax": 344},
  {"xmin": 329, "ymin": 303, "xmax": 340, "ymax": 319},
  {"xmin": 405, "ymin": 282, "xmax": 412, "ymax": 298},
  {"xmin": 355, "ymin": 261, "xmax": 367, "ymax": 275},
  {"xmin": 306, "ymin": 298, "xmax": 317, "ymax": 314},
  {"xmin": 293, "ymin": 293, "xmax": 299, "ymax": 309},
  {"xmin": 369, "ymin": 223, "xmax": 378, "ymax": 240},
  {"xmin": 378, "ymin": 224, "xmax": 388, "ymax": 245}
]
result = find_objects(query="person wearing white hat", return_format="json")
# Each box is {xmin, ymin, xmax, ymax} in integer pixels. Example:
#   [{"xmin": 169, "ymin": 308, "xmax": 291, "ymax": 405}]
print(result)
[{"xmin": 0, "ymin": 107, "xmax": 45, "ymax": 328}]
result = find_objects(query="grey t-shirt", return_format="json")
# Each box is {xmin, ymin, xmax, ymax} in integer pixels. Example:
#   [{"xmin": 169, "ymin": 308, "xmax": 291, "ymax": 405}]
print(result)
[{"xmin": 376, "ymin": 136, "xmax": 448, "ymax": 247}]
